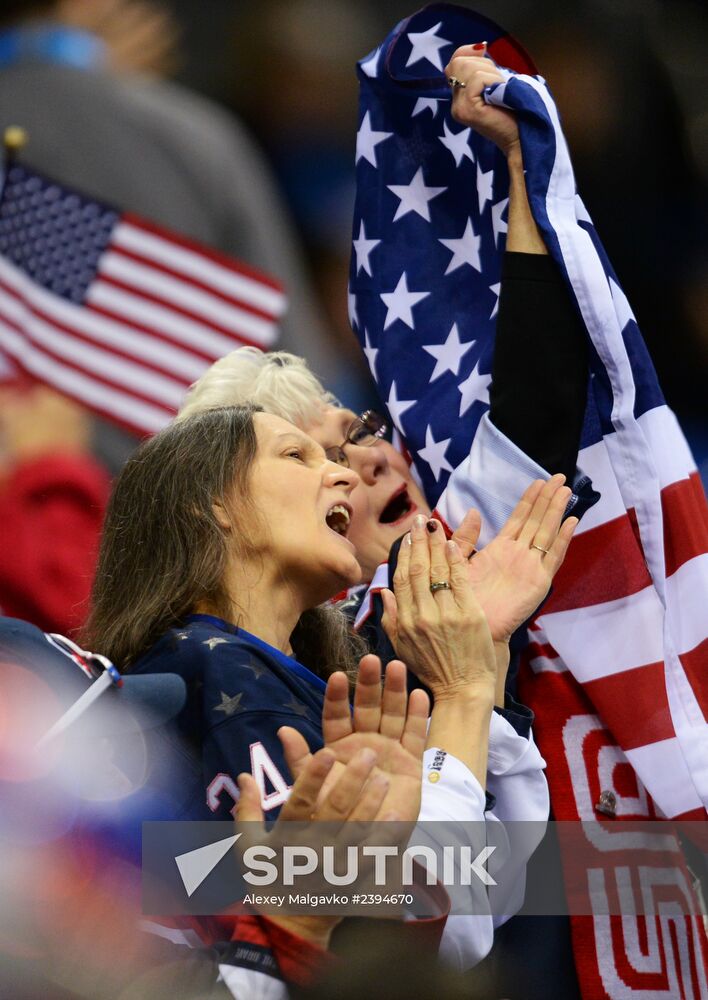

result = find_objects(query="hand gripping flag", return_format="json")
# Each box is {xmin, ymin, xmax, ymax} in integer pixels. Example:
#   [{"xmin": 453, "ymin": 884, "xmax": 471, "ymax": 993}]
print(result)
[
  {"xmin": 351, "ymin": 5, "xmax": 708, "ymax": 995},
  {"xmin": 0, "ymin": 161, "xmax": 286, "ymax": 436}
]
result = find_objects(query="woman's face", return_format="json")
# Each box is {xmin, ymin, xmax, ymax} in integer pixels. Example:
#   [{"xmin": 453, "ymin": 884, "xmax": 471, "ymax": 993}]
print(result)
[
  {"xmin": 245, "ymin": 412, "xmax": 363, "ymax": 604},
  {"xmin": 302, "ymin": 406, "xmax": 430, "ymax": 582}
]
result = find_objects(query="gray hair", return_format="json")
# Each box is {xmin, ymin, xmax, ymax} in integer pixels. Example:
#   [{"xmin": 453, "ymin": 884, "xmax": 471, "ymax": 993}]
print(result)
[{"xmin": 178, "ymin": 346, "xmax": 341, "ymax": 429}]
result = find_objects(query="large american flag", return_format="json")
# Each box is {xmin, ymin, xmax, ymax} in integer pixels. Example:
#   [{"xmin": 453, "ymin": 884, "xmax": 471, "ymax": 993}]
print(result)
[
  {"xmin": 350, "ymin": 6, "xmax": 708, "ymax": 821},
  {"xmin": 0, "ymin": 162, "xmax": 286, "ymax": 435},
  {"xmin": 351, "ymin": 6, "xmax": 708, "ymax": 995}
]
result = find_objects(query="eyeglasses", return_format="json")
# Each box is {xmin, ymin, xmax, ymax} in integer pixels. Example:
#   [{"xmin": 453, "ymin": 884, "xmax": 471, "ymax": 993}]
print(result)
[{"xmin": 324, "ymin": 410, "xmax": 388, "ymax": 468}]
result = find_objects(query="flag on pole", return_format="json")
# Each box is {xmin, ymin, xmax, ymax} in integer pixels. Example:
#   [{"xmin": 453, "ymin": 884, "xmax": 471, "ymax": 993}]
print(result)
[{"xmin": 0, "ymin": 161, "xmax": 286, "ymax": 435}]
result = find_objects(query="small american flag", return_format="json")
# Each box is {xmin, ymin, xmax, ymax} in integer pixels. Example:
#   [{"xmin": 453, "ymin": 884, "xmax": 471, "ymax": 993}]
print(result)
[{"xmin": 0, "ymin": 162, "xmax": 286, "ymax": 435}]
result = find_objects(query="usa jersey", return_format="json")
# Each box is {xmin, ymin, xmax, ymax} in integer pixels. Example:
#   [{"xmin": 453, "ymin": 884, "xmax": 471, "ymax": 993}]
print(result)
[{"xmin": 130, "ymin": 613, "xmax": 326, "ymax": 817}]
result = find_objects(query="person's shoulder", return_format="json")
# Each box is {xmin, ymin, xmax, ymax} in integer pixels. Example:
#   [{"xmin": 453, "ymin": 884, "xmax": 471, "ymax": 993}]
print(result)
[
  {"xmin": 133, "ymin": 619, "xmax": 292, "ymax": 684},
  {"xmin": 111, "ymin": 73, "xmax": 252, "ymax": 151},
  {"xmin": 0, "ymin": 61, "xmax": 245, "ymax": 154}
]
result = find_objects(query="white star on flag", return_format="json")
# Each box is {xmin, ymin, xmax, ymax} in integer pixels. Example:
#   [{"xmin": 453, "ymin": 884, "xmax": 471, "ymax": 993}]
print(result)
[
  {"xmin": 488, "ymin": 282, "xmax": 501, "ymax": 319},
  {"xmin": 419, "ymin": 425, "xmax": 453, "ymax": 481},
  {"xmin": 438, "ymin": 218, "xmax": 481, "ymax": 275},
  {"xmin": 412, "ymin": 97, "xmax": 441, "ymax": 118},
  {"xmin": 386, "ymin": 380, "xmax": 416, "ymax": 430},
  {"xmin": 352, "ymin": 221, "xmax": 381, "ymax": 276},
  {"xmin": 388, "ymin": 167, "xmax": 446, "ymax": 223},
  {"xmin": 477, "ymin": 163, "xmax": 494, "ymax": 214},
  {"xmin": 405, "ymin": 21, "xmax": 451, "ymax": 71},
  {"xmin": 356, "ymin": 111, "xmax": 393, "ymax": 168},
  {"xmin": 362, "ymin": 328, "xmax": 378, "ymax": 375},
  {"xmin": 423, "ymin": 322, "xmax": 475, "ymax": 380},
  {"xmin": 458, "ymin": 358, "xmax": 492, "ymax": 416},
  {"xmin": 439, "ymin": 120, "xmax": 474, "ymax": 167},
  {"xmin": 491, "ymin": 198, "xmax": 509, "ymax": 246},
  {"xmin": 360, "ymin": 47, "xmax": 381, "ymax": 78},
  {"xmin": 348, "ymin": 286, "xmax": 358, "ymax": 329},
  {"xmin": 380, "ymin": 272, "xmax": 429, "ymax": 330}
]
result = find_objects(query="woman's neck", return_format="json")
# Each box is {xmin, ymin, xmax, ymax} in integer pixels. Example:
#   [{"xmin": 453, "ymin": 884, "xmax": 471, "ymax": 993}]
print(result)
[{"xmin": 196, "ymin": 570, "xmax": 306, "ymax": 655}]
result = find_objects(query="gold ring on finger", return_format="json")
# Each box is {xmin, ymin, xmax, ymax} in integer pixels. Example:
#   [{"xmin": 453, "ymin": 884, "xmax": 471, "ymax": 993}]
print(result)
[
  {"xmin": 430, "ymin": 580, "xmax": 452, "ymax": 593},
  {"xmin": 447, "ymin": 76, "xmax": 466, "ymax": 90},
  {"xmin": 530, "ymin": 543, "xmax": 550, "ymax": 555}
]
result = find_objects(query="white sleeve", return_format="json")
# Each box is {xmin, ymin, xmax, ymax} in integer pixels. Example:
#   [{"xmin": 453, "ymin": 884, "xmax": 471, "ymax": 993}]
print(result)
[
  {"xmin": 416, "ymin": 722, "xmax": 549, "ymax": 971},
  {"xmin": 416, "ymin": 748, "xmax": 494, "ymax": 969},
  {"xmin": 487, "ymin": 711, "xmax": 549, "ymax": 823},
  {"xmin": 418, "ymin": 746, "xmax": 487, "ymax": 822},
  {"xmin": 434, "ymin": 411, "xmax": 549, "ymax": 546},
  {"xmin": 485, "ymin": 712, "xmax": 549, "ymax": 929}
]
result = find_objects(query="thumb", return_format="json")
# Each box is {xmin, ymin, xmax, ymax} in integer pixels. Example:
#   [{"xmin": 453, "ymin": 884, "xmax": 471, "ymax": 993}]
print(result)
[
  {"xmin": 279, "ymin": 726, "xmax": 312, "ymax": 780},
  {"xmin": 235, "ymin": 773, "xmax": 264, "ymax": 823},
  {"xmin": 380, "ymin": 588, "xmax": 399, "ymax": 647},
  {"xmin": 450, "ymin": 508, "xmax": 482, "ymax": 558}
]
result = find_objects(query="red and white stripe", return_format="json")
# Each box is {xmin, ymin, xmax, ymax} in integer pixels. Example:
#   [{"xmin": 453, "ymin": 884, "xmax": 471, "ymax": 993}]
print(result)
[
  {"xmin": 0, "ymin": 213, "xmax": 286, "ymax": 435},
  {"xmin": 529, "ymin": 404, "xmax": 708, "ymax": 817}
]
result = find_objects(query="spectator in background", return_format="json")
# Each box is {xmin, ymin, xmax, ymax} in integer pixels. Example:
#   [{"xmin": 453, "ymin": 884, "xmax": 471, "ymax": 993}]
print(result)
[
  {"xmin": 0, "ymin": 381, "xmax": 109, "ymax": 633},
  {"xmin": 56, "ymin": 0, "xmax": 182, "ymax": 78},
  {"xmin": 0, "ymin": 0, "xmax": 343, "ymax": 390}
]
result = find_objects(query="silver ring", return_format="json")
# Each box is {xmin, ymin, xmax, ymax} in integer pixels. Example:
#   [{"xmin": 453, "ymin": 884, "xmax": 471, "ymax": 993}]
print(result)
[
  {"xmin": 531, "ymin": 544, "xmax": 550, "ymax": 555},
  {"xmin": 430, "ymin": 580, "xmax": 452, "ymax": 593},
  {"xmin": 447, "ymin": 76, "xmax": 467, "ymax": 90}
]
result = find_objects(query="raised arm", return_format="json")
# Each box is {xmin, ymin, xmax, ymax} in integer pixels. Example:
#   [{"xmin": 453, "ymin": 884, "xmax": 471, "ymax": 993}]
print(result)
[{"xmin": 445, "ymin": 44, "xmax": 589, "ymax": 482}]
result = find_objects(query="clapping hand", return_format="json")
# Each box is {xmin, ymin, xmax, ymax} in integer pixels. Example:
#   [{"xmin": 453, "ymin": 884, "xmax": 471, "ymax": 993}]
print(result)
[
  {"xmin": 447, "ymin": 476, "xmax": 578, "ymax": 643},
  {"xmin": 380, "ymin": 514, "xmax": 497, "ymax": 700},
  {"xmin": 274, "ymin": 656, "xmax": 430, "ymax": 825},
  {"xmin": 236, "ymin": 664, "xmax": 429, "ymax": 945},
  {"xmin": 237, "ymin": 730, "xmax": 392, "ymax": 949}
]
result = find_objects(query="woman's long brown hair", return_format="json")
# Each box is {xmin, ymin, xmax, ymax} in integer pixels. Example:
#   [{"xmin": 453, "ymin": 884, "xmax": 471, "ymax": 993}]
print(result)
[{"xmin": 82, "ymin": 405, "xmax": 365, "ymax": 677}]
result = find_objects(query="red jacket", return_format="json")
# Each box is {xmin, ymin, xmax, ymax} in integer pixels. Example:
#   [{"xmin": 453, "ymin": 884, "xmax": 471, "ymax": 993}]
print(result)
[{"xmin": 0, "ymin": 453, "xmax": 109, "ymax": 634}]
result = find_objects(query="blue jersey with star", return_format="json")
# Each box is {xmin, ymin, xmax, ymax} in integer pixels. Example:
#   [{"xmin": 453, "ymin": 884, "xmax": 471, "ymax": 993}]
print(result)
[{"xmin": 130, "ymin": 614, "xmax": 326, "ymax": 818}]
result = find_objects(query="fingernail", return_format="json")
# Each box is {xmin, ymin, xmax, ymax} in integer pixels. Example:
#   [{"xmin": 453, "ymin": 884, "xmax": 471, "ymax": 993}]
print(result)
[
  {"xmin": 472, "ymin": 41, "xmax": 487, "ymax": 51},
  {"xmin": 412, "ymin": 514, "xmax": 426, "ymax": 536},
  {"xmin": 360, "ymin": 748, "xmax": 377, "ymax": 766},
  {"xmin": 446, "ymin": 539, "xmax": 461, "ymax": 559},
  {"xmin": 426, "ymin": 518, "xmax": 438, "ymax": 533},
  {"xmin": 372, "ymin": 774, "xmax": 389, "ymax": 790},
  {"xmin": 405, "ymin": 533, "xmax": 412, "ymax": 546}
]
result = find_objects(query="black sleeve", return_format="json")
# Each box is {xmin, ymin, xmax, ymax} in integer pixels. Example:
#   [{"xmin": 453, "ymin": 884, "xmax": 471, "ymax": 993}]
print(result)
[{"xmin": 489, "ymin": 251, "xmax": 589, "ymax": 482}]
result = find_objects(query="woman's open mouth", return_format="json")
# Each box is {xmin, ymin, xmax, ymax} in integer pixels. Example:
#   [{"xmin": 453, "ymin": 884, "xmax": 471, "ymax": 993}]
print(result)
[
  {"xmin": 325, "ymin": 503, "xmax": 352, "ymax": 537},
  {"xmin": 378, "ymin": 485, "xmax": 417, "ymax": 526}
]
